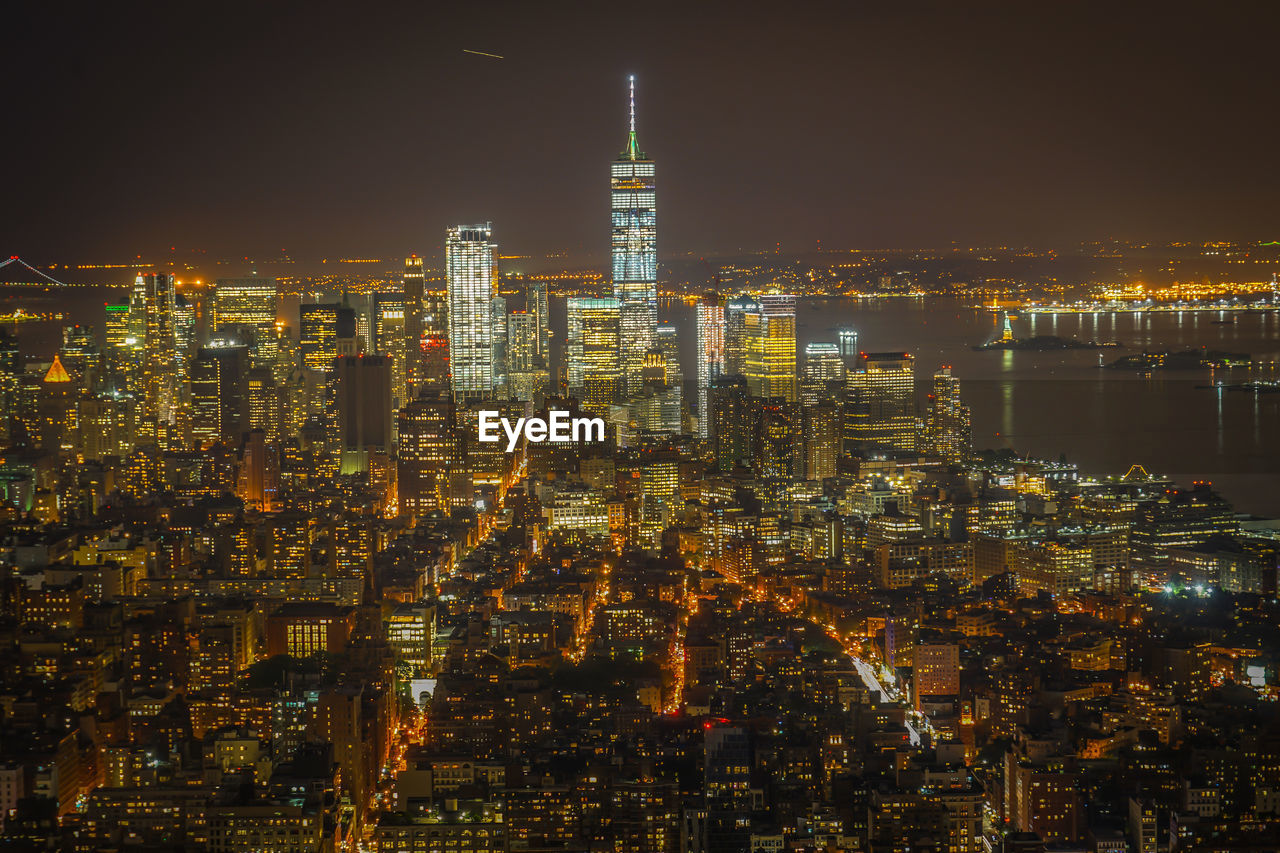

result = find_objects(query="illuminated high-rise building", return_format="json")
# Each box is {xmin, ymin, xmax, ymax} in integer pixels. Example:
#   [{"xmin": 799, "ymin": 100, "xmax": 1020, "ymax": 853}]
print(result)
[
  {"xmin": 37, "ymin": 354, "xmax": 76, "ymax": 452},
  {"xmin": 723, "ymin": 294, "xmax": 758, "ymax": 376},
  {"xmin": 172, "ymin": 294, "xmax": 196, "ymax": 443},
  {"xmin": 709, "ymin": 375, "xmax": 751, "ymax": 472},
  {"xmin": 527, "ymin": 278, "xmax": 549, "ymax": 361},
  {"xmin": 611, "ymin": 76, "xmax": 657, "ymax": 397},
  {"xmin": 239, "ymin": 428, "xmax": 280, "ymax": 512},
  {"xmin": 58, "ymin": 325, "xmax": 99, "ymax": 385},
  {"xmin": 566, "ymin": 296, "xmax": 621, "ymax": 416},
  {"xmin": 507, "ymin": 311, "xmax": 536, "ymax": 375},
  {"xmin": 101, "ymin": 300, "xmax": 141, "ymax": 405},
  {"xmin": 372, "ymin": 291, "xmax": 407, "ymax": 407},
  {"xmin": 102, "ymin": 302, "xmax": 131, "ymax": 351},
  {"xmin": 133, "ymin": 273, "xmax": 177, "ymax": 445},
  {"xmin": 446, "ymin": 223, "xmax": 497, "ymax": 401},
  {"xmin": 212, "ymin": 278, "xmax": 278, "ymax": 370},
  {"xmin": 752, "ymin": 398, "xmax": 803, "ymax": 480},
  {"xmin": 638, "ymin": 453, "xmax": 679, "ymax": 545},
  {"xmin": 246, "ymin": 367, "xmax": 281, "ymax": 443},
  {"xmin": 403, "ymin": 255, "xmax": 425, "ymax": 394},
  {"xmin": 299, "ymin": 302, "xmax": 355, "ymax": 372},
  {"xmin": 800, "ymin": 342, "xmax": 845, "ymax": 406},
  {"xmin": 78, "ymin": 393, "xmax": 132, "ymax": 461},
  {"xmin": 805, "ymin": 400, "xmax": 841, "ymax": 481},
  {"xmin": 421, "ymin": 285, "xmax": 450, "ymax": 387},
  {"xmin": 190, "ymin": 341, "xmax": 249, "ymax": 447},
  {"xmin": 397, "ymin": 391, "xmax": 464, "ymax": 517},
  {"xmin": 506, "ymin": 310, "xmax": 548, "ymax": 403},
  {"xmin": 695, "ymin": 292, "xmax": 726, "ymax": 440},
  {"xmin": 654, "ymin": 324, "xmax": 682, "ymax": 432},
  {"xmin": 844, "ymin": 352, "xmax": 916, "ymax": 454},
  {"xmin": 924, "ymin": 366, "xmax": 972, "ymax": 463},
  {"xmin": 0, "ymin": 329, "xmax": 17, "ymax": 443},
  {"xmin": 490, "ymin": 295, "xmax": 509, "ymax": 395},
  {"xmin": 743, "ymin": 295, "xmax": 797, "ymax": 402}
]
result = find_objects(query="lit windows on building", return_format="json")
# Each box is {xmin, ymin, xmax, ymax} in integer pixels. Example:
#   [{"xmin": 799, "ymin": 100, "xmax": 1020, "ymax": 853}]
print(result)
[{"xmin": 446, "ymin": 223, "xmax": 498, "ymax": 401}]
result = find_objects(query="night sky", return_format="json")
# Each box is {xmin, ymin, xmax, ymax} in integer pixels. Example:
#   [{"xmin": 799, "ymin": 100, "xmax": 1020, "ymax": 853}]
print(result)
[{"xmin": 5, "ymin": 1, "xmax": 1280, "ymax": 264}]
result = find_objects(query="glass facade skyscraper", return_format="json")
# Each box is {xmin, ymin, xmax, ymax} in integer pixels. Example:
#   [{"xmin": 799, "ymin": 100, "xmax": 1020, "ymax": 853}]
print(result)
[
  {"xmin": 695, "ymin": 293, "xmax": 726, "ymax": 440},
  {"xmin": 566, "ymin": 296, "xmax": 621, "ymax": 416},
  {"xmin": 844, "ymin": 351, "xmax": 917, "ymax": 453},
  {"xmin": 611, "ymin": 76, "xmax": 657, "ymax": 397},
  {"xmin": 446, "ymin": 223, "xmax": 497, "ymax": 401},
  {"xmin": 212, "ymin": 278, "xmax": 279, "ymax": 372},
  {"xmin": 743, "ymin": 294, "xmax": 798, "ymax": 403}
]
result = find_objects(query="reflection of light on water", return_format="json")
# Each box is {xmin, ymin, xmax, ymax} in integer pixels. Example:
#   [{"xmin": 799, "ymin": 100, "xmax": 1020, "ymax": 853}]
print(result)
[
  {"xmin": 1217, "ymin": 381, "xmax": 1225, "ymax": 455},
  {"xmin": 1255, "ymin": 392, "xmax": 1262, "ymax": 448},
  {"xmin": 1001, "ymin": 379, "xmax": 1013, "ymax": 442}
]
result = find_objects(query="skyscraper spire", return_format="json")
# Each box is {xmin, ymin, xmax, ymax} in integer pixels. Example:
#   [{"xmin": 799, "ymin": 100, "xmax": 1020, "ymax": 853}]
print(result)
[
  {"xmin": 612, "ymin": 73, "xmax": 656, "ymax": 397},
  {"xmin": 625, "ymin": 74, "xmax": 642, "ymax": 160}
]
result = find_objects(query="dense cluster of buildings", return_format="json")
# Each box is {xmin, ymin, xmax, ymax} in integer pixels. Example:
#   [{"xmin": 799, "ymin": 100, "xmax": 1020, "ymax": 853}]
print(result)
[{"xmin": 0, "ymin": 79, "xmax": 1278, "ymax": 853}]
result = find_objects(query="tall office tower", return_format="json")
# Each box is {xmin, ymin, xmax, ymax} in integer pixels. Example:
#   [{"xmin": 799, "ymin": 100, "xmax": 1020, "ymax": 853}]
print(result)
[
  {"xmin": 526, "ymin": 278, "xmax": 549, "ymax": 361},
  {"xmin": 611, "ymin": 75, "xmax": 658, "ymax": 397},
  {"xmin": 743, "ymin": 295, "xmax": 798, "ymax": 402},
  {"xmin": 102, "ymin": 302, "xmax": 131, "ymax": 351},
  {"xmin": 800, "ymin": 342, "xmax": 846, "ymax": 406},
  {"xmin": 507, "ymin": 311, "xmax": 536, "ymax": 374},
  {"xmin": 446, "ymin": 223, "xmax": 497, "ymax": 402},
  {"xmin": 299, "ymin": 302, "xmax": 355, "ymax": 371},
  {"xmin": 490, "ymin": 295, "xmax": 509, "ymax": 395},
  {"xmin": 58, "ymin": 325, "xmax": 99, "ymax": 385},
  {"xmin": 0, "ymin": 329, "xmax": 19, "ymax": 443},
  {"xmin": 334, "ymin": 295, "xmax": 361, "ymax": 356},
  {"xmin": 372, "ymin": 292, "xmax": 407, "ymax": 407},
  {"xmin": 397, "ymin": 391, "xmax": 464, "ymax": 517},
  {"xmin": 246, "ymin": 367, "xmax": 281, "ymax": 443},
  {"xmin": 172, "ymin": 295, "xmax": 195, "ymax": 367},
  {"xmin": 924, "ymin": 366, "xmax": 972, "ymax": 463},
  {"xmin": 638, "ymin": 452, "xmax": 680, "ymax": 545},
  {"xmin": 331, "ymin": 354, "xmax": 393, "ymax": 474},
  {"xmin": 694, "ymin": 292, "xmax": 726, "ymax": 440},
  {"xmin": 211, "ymin": 278, "xmax": 279, "ymax": 369},
  {"xmin": 78, "ymin": 394, "xmax": 132, "ymax": 461},
  {"xmin": 709, "ymin": 375, "xmax": 751, "ymax": 472},
  {"xmin": 422, "ymin": 287, "xmax": 450, "ymax": 386},
  {"xmin": 723, "ymin": 294, "xmax": 758, "ymax": 376},
  {"xmin": 353, "ymin": 298, "xmax": 372, "ymax": 355},
  {"xmin": 134, "ymin": 273, "xmax": 177, "ymax": 445},
  {"xmin": 805, "ymin": 400, "xmax": 841, "ymax": 481},
  {"xmin": 844, "ymin": 351, "xmax": 917, "ymax": 454},
  {"xmin": 37, "ymin": 355, "xmax": 76, "ymax": 452},
  {"xmin": 566, "ymin": 296, "xmax": 621, "ymax": 416},
  {"xmin": 751, "ymin": 398, "xmax": 803, "ymax": 480},
  {"xmin": 239, "ymin": 428, "xmax": 280, "ymax": 512},
  {"xmin": 655, "ymin": 323, "xmax": 682, "ymax": 431},
  {"xmin": 506, "ymin": 310, "xmax": 548, "ymax": 403},
  {"xmin": 190, "ymin": 342, "xmax": 249, "ymax": 447},
  {"xmin": 403, "ymin": 255, "xmax": 425, "ymax": 393},
  {"xmin": 171, "ymin": 293, "xmax": 196, "ymax": 443},
  {"xmin": 101, "ymin": 301, "xmax": 140, "ymax": 401}
]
